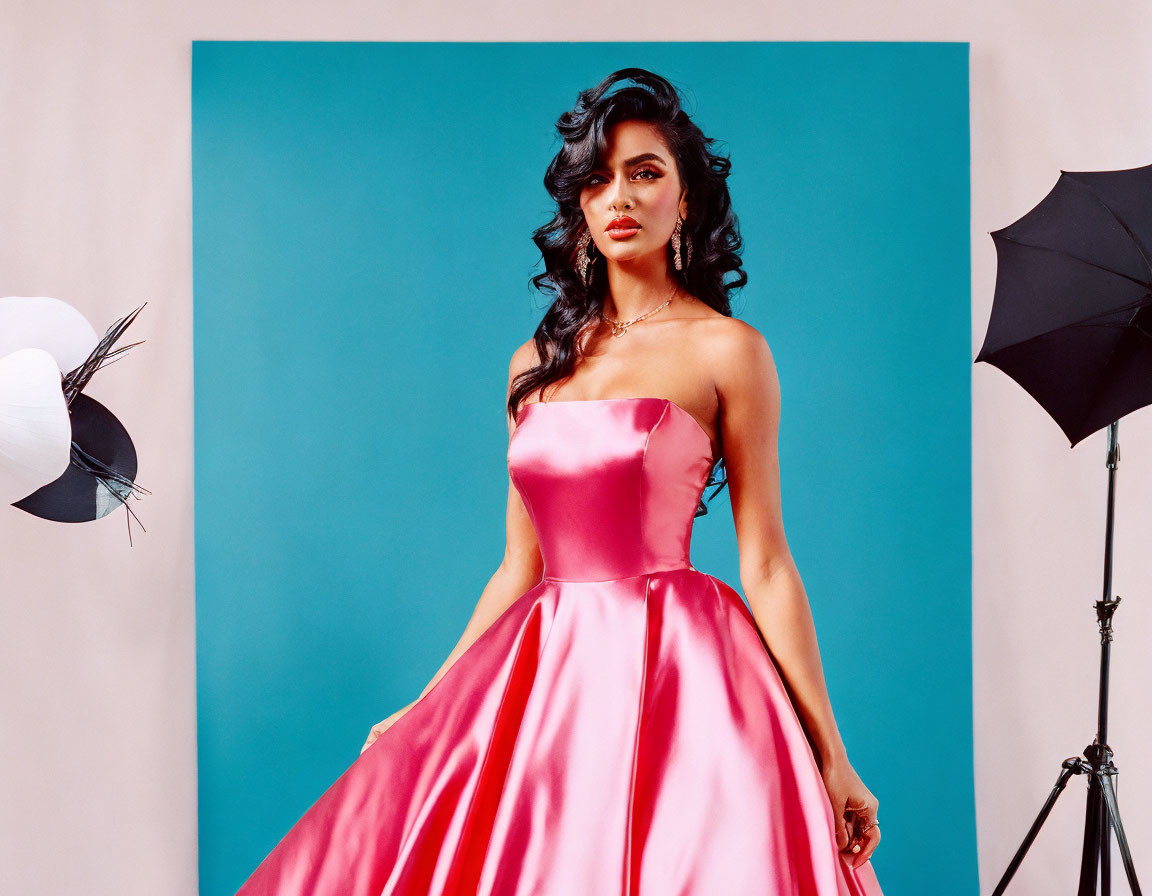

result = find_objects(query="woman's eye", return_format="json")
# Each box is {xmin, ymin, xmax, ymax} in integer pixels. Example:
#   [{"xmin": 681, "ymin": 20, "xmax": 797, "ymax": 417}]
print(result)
[{"xmin": 586, "ymin": 168, "xmax": 661, "ymax": 186}]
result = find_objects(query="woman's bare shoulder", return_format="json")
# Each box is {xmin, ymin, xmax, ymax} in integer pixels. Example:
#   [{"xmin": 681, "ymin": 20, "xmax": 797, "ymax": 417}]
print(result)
[
  {"xmin": 691, "ymin": 316, "xmax": 777, "ymax": 405},
  {"xmin": 508, "ymin": 335, "xmax": 542, "ymax": 384},
  {"xmin": 641, "ymin": 313, "xmax": 769, "ymax": 430},
  {"xmin": 694, "ymin": 315, "xmax": 771, "ymax": 364}
]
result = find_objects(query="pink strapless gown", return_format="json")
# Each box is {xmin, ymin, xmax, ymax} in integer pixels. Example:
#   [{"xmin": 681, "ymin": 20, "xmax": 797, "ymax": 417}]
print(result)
[{"xmin": 235, "ymin": 396, "xmax": 884, "ymax": 895}]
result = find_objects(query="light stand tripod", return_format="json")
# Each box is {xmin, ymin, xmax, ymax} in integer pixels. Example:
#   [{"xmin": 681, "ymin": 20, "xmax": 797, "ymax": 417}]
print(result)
[{"xmin": 991, "ymin": 421, "xmax": 1142, "ymax": 896}]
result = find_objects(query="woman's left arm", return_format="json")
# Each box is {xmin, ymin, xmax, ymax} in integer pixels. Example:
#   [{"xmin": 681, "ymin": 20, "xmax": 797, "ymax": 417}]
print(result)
[{"xmin": 710, "ymin": 320, "xmax": 880, "ymax": 869}]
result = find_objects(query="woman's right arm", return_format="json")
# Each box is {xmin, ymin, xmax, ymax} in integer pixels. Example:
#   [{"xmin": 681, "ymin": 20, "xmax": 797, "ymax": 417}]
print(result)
[{"xmin": 362, "ymin": 342, "xmax": 543, "ymax": 752}]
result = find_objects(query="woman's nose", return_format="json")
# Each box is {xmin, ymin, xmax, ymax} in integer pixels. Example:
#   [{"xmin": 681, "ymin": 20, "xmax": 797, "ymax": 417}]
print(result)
[{"xmin": 610, "ymin": 191, "xmax": 632, "ymax": 212}]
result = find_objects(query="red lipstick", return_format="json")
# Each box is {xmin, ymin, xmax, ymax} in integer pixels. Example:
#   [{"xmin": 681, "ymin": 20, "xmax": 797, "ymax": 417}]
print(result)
[{"xmin": 606, "ymin": 216, "xmax": 640, "ymax": 240}]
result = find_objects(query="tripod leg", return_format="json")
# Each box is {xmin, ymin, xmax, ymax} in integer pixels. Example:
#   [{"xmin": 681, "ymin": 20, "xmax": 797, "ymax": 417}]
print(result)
[
  {"xmin": 1102, "ymin": 785, "xmax": 1112, "ymax": 896},
  {"xmin": 992, "ymin": 763, "xmax": 1080, "ymax": 896},
  {"xmin": 1099, "ymin": 773, "xmax": 1142, "ymax": 896},
  {"xmin": 1080, "ymin": 774, "xmax": 1104, "ymax": 896}
]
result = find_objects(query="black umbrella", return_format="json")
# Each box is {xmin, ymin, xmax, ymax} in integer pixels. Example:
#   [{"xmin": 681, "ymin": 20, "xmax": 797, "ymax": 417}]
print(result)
[
  {"xmin": 12, "ymin": 392, "xmax": 140, "ymax": 523},
  {"xmin": 976, "ymin": 162, "xmax": 1152, "ymax": 448},
  {"xmin": 977, "ymin": 163, "xmax": 1148, "ymax": 896},
  {"xmin": 9, "ymin": 303, "xmax": 150, "ymax": 541}
]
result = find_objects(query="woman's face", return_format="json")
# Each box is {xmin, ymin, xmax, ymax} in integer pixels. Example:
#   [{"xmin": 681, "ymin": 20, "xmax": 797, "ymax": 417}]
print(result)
[{"xmin": 578, "ymin": 119, "xmax": 687, "ymax": 266}]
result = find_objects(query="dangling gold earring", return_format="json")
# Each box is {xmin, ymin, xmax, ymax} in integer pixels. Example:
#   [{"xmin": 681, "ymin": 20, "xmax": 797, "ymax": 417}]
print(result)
[
  {"xmin": 671, "ymin": 216, "xmax": 692, "ymax": 271},
  {"xmin": 576, "ymin": 225, "xmax": 596, "ymax": 285}
]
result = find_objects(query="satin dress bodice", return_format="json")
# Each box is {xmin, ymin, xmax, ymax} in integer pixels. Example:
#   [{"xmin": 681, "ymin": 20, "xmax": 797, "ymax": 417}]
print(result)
[{"xmin": 507, "ymin": 397, "xmax": 716, "ymax": 582}]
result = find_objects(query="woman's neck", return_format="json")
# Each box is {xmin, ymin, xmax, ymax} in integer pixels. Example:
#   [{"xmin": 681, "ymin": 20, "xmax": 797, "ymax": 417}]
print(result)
[{"xmin": 602, "ymin": 257, "xmax": 680, "ymax": 320}]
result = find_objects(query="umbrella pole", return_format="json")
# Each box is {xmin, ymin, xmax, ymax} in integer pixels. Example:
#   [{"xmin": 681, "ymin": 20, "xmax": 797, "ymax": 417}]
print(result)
[{"xmin": 991, "ymin": 421, "xmax": 1142, "ymax": 896}]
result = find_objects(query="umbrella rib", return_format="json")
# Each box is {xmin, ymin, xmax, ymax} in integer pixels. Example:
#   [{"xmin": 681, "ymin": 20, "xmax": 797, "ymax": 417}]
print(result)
[
  {"xmin": 1076, "ymin": 294, "xmax": 1152, "ymax": 325},
  {"xmin": 986, "ymin": 294, "xmax": 1152, "ymax": 349},
  {"xmin": 979, "ymin": 300, "xmax": 1152, "ymax": 359},
  {"xmin": 994, "ymin": 232, "xmax": 1152, "ymax": 291},
  {"xmin": 1065, "ymin": 174, "xmax": 1152, "ymax": 274}
]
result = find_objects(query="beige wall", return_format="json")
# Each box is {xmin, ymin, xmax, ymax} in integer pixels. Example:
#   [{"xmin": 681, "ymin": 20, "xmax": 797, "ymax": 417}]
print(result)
[{"xmin": 2, "ymin": 2, "xmax": 1149, "ymax": 893}]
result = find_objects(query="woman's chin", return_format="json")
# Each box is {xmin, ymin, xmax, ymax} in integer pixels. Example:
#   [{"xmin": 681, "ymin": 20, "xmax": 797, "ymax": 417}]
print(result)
[{"xmin": 600, "ymin": 242, "xmax": 663, "ymax": 265}]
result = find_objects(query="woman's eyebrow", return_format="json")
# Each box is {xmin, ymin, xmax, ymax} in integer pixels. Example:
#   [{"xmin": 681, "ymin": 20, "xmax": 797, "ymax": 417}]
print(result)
[
  {"xmin": 592, "ymin": 152, "xmax": 667, "ymax": 171},
  {"xmin": 622, "ymin": 152, "xmax": 666, "ymax": 165}
]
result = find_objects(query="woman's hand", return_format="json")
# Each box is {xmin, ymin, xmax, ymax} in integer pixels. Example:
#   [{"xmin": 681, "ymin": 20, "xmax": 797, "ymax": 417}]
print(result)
[
  {"xmin": 360, "ymin": 699, "xmax": 417, "ymax": 754},
  {"xmin": 820, "ymin": 754, "xmax": 881, "ymax": 869}
]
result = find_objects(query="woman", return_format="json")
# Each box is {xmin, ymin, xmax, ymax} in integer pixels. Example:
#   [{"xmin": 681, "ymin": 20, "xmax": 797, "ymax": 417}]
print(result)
[{"xmin": 237, "ymin": 67, "xmax": 884, "ymax": 895}]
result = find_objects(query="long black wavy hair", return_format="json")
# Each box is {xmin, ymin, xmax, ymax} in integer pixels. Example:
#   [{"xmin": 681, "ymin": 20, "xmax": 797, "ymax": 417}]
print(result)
[{"xmin": 509, "ymin": 67, "xmax": 747, "ymax": 517}]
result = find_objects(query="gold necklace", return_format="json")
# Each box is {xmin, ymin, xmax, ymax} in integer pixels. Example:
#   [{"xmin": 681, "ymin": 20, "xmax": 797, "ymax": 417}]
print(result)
[{"xmin": 600, "ymin": 284, "xmax": 679, "ymax": 338}]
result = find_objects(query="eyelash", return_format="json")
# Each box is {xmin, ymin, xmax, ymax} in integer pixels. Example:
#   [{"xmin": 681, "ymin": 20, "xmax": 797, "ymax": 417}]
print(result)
[{"xmin": 586, "ymin": 168, "xmax": 660, "ymax": 186}]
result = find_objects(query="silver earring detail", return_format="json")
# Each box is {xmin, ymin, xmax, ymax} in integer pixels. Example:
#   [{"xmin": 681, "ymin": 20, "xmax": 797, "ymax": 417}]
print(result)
[
  {"xmin": 576, "ymin": 226, "xmax": 595, "ymax": 285},
  {"xmin": 671, "ymin": 216, "xmax": 692, "ymax": 271}
]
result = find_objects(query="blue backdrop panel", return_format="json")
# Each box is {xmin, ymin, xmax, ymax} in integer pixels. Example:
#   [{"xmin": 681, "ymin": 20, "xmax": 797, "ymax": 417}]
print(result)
[{"xmin": 193, "ymin": 41, "xmax": 970, "ymax": 895}]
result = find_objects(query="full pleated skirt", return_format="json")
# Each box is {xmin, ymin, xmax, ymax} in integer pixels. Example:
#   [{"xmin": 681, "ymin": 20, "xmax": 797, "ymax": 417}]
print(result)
[{"xmin": 235, "ymin": 568, "xmax": 884, "ymax": 896}]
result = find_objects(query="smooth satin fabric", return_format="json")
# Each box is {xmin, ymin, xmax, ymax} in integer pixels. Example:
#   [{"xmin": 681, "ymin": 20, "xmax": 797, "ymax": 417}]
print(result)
[{"xmin": 236, "ymin": 396, "xmax": 885, "ymax": 895}]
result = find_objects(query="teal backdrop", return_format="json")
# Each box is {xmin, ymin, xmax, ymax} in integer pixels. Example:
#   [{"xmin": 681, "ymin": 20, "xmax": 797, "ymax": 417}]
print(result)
[{"xmin": 193, "ymin": 41, "xmax": 970, "ymax": 895}]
